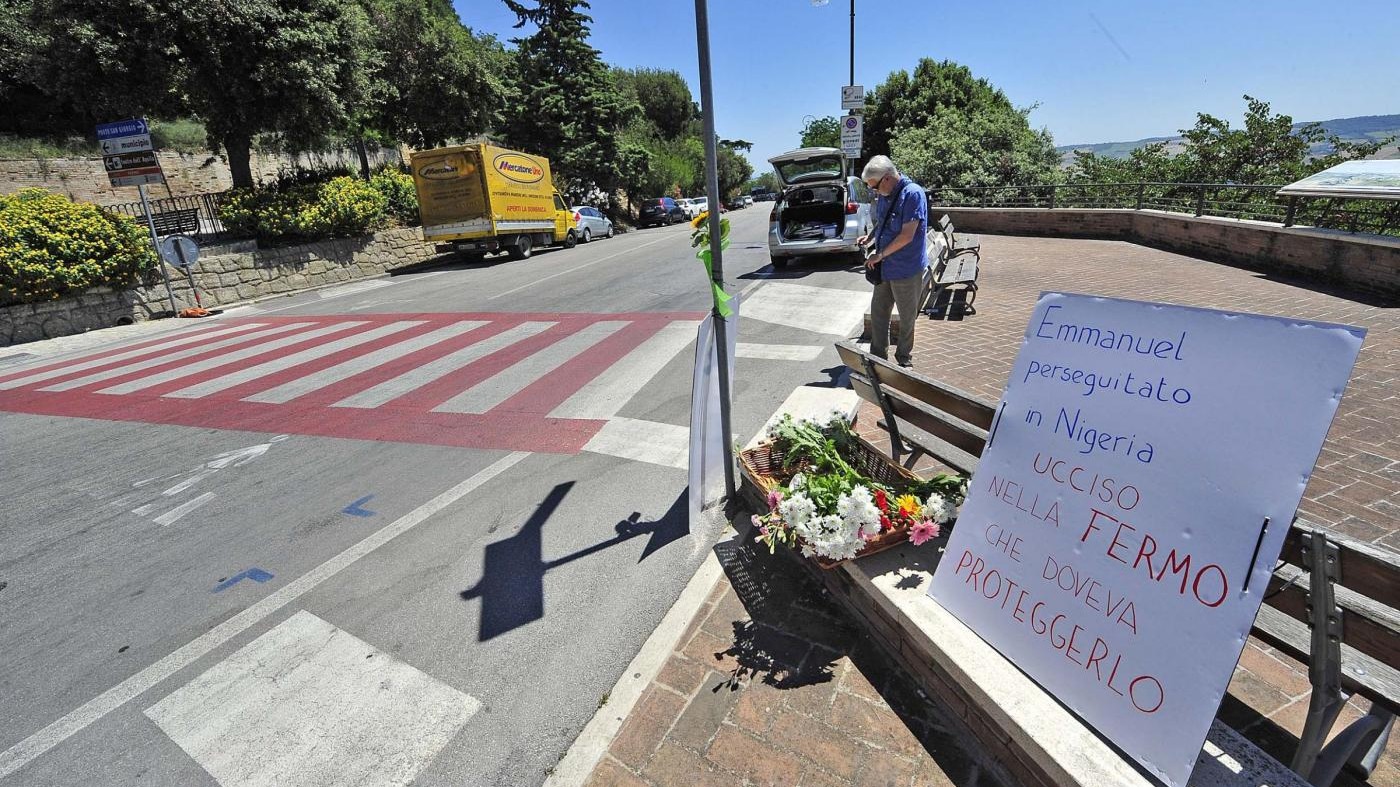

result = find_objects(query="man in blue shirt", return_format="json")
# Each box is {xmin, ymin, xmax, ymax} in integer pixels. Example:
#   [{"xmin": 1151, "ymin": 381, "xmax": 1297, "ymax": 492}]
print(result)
[{"xmin": 857, "ymin": 155, "xmax": 927, "ymax": 368}]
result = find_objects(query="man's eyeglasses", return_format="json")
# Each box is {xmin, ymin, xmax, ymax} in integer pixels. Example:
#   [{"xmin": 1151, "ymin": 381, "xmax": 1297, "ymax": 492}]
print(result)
[{"xmin": 865, "ymin": 174, "xmax": 887, "ymax": 190}]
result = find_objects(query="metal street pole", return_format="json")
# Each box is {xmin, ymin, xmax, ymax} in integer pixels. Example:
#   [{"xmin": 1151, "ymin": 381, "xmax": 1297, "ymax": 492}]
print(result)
[
  {"xmin": 138, "ymin": 183, "xmax": 178, "ymax": 316},
  {"xmin": 849, "ymin": 0, "xmax": 855, "ymax": 87},
  {"xmin": 693, "ymin": 0, "xmax": 737, "ymax": 506}
]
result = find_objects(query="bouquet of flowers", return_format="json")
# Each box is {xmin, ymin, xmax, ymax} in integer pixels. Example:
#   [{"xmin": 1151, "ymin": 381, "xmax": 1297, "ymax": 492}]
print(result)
[{"xmin": 749, "ymin": 413, "xmax": 966, "ymax": 564}]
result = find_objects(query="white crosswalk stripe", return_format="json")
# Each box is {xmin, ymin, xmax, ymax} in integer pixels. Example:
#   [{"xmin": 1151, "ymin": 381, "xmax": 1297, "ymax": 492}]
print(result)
[
  {"xmin": 243, "ymin": 321, "xmax": 488, "ymax": 404},
  {"xmin": 96, "ymin": 323, "xmax": 368, "ymax": 395},
  {"xmin": 38, "ymin": 323, "xmax": 315, "ymax": 392},
  {"xmin": 550, "ymin": 321, "xmax": 699, "ymax": 419},
  {"xmin": 433, "ymin": 321, "xmax": 628, "ymax": 414},
  {"xmin": 332, "ymin": 321, "xmax": 555, "ymax": 409},
  {"xmin": 163, "ymin": 321, "xmax": 425, "ymax": 399},
  {"xmin": 0, "ymin": 324, "xmax": 271, "ymax": 390}
]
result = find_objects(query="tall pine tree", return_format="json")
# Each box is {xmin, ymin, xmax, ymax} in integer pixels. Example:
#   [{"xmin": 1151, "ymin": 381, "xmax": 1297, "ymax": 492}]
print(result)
[{"xmin": 501, "ymin": 0, "xmax": 636, "ymax": 203}]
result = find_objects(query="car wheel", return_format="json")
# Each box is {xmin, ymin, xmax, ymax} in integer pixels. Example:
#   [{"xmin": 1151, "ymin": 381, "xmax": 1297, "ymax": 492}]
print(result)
[
  {"xmin": 771, "ymin": 256, "xmax": 789, "ymax": 270},
  {"xmin": 606, "ymin": 224, "xmax": 614, "ymax": 238},
  {"xmin": 563, "ymin": 230, "xmax": 577, "ymax": 249},
  {"xmin": 508, "ymin": 234, "xmax": 534, "ymax": 260},
  {"xmin": 582, "ymin": 227, "xmax": 592, "ymax": 243}
]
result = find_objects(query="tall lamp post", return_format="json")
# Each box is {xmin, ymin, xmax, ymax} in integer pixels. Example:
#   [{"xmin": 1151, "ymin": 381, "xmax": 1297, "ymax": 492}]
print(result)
[{"xmin": 811, "ymin": 0, "xmax": 855, "ymax": 88}]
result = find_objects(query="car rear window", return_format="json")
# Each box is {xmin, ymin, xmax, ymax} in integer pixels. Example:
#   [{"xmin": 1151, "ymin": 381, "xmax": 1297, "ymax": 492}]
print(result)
[{"xmin": 642, "ymin": 199, "xmax": 665, "ymax": 208}]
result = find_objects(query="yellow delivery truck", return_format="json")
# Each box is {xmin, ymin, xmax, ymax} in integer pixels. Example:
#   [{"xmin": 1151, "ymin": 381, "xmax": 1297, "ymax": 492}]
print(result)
[{"xmin": 410, "ymin": 143, "xmax": 577, "ymax": 260}]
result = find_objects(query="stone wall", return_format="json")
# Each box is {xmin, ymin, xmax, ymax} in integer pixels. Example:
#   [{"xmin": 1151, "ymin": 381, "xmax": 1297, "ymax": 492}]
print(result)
[
  {"xmin": 0, "ymin": 145, "xmax": 405, "ymax": 206},
  {"xmin": 937, "ymin": 208, "xmax": 1400, "ymax": 301},
  {"xmin": 0, "ymin": 228, "xmax": 448, "ymax": 346}
]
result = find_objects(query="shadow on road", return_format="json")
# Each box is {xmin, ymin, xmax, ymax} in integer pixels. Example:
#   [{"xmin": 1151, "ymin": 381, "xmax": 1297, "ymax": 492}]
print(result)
[{"xmin": 458, "ymin": 486, "xmax": 689, "ymax": 641}]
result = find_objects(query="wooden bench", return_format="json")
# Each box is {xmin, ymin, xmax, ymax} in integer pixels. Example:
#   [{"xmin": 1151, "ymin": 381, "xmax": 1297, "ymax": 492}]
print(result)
[
  {"xmin": 835, "ymin": 339, "xmax": 1399, "ymax": 786},
  {"xmin": 924, "ymin": 215, "xmax": 982, "ymax": 318},
  {"xmin": 133, "ymin": 207, "xmax": 201, "ymax": 237}
]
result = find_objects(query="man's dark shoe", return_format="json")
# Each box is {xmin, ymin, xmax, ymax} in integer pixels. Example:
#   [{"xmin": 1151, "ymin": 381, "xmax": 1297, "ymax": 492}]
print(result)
[{"xmin": 897, "ymin": 359, "xmax": 914, "ymax": 369}]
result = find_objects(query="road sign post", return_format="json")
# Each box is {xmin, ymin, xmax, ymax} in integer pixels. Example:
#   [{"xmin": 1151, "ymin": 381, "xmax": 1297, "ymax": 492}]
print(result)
[
  {"xmin": 841, "ymin": 115, "xmax": 863, "ymax": 159},
  {"xmin": 137, "ymin": 183, "xmax": 179, "ymax": 316},
  {"xmin": 100, "ymin": 118, "xmax": 177, "ymax": 315}
]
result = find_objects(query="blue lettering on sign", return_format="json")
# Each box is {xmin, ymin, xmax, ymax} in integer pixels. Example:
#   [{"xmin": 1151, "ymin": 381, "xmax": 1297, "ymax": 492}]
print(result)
[
  {"xmin": 96, "ymin": 118, "xmax": 149, "ymax": 139},
  {"xmin": 212, "ymin": 568, "xmax": 274, "ymax": 593}
]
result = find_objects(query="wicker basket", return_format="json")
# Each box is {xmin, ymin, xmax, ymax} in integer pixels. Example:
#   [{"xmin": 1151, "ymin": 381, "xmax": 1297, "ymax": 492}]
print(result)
[{"xmin": 740, "ymin": 435, "xmax": 925, "ymax": 570}]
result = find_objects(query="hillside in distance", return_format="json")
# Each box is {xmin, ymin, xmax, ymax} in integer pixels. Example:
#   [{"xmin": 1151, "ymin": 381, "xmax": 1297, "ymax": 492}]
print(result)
[{"xmin": 1057, "ymin": 113, "xmax": 1400, "ymax": 164}]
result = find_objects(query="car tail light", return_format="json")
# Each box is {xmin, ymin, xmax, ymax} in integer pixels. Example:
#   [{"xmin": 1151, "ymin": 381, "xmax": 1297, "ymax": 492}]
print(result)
[
  {"xmin": 572, "ymin": 212, "xmax": 580, "ymax": 222},
  {"xmin": 769, "ymin": 206, "xmax": 778, "ymax": 221},
  {"xmin": 846, "ymin": 201, "xmax": 858, "ymax": 214}
]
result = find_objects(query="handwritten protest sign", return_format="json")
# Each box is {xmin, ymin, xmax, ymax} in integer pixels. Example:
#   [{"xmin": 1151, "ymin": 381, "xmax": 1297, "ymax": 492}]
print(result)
[{"xmin": 928, "ymin": 292, "xmax": 1365, "ymax": 787}]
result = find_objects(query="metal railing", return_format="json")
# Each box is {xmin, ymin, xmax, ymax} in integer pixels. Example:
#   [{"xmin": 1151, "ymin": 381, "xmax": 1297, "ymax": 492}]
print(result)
[
  {"xmin": 927, "ymin": 182, "xmax": 1400, "ymax": 237},
  {"xmin": 103, "ymin": 191, "xmax": 231, "ymax": 243}
]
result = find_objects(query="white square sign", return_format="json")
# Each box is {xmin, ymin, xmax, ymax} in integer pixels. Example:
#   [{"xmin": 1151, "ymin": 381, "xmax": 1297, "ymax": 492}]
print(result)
[
  {"xmin": 929, "ymin": 292, "xmax": 1364, "ymax": 787},
  {"xmin": 840, "ymin": 115, "xmax": 862, "ymax": 159},
  {"xmin": 841, "ymin": 84, "xmax": 865, "ymax": 110}
]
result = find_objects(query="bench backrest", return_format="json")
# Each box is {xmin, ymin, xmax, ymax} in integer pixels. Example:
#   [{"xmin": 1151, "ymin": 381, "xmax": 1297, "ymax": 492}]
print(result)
[
  {"xmin": 136, "ymin": 207, "xmax": 201, "ymax": 236},
  {"xmin": 837, "ymin": 340, "xmax": 1400, "ymax": 713}
]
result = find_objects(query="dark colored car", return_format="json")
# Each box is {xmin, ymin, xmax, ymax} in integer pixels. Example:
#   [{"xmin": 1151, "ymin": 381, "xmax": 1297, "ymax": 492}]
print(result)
[{"xmin": 637, "ymin": 197, "xmax": 686, "ymax": 228}]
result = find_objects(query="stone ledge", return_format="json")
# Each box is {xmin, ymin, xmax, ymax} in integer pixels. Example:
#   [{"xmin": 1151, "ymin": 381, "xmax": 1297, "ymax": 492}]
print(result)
[{"xmin": 809, "ymin": 542, "xmax": 1311, "ymax": 787}]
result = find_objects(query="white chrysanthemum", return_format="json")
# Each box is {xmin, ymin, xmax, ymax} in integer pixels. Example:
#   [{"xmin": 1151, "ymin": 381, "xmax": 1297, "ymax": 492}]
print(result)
[
  {"xmin": 836, "ymin": 485, "xmax": 879, "ymax": 530},
  {"xmin": 779, "ymin": 493, "xmax": 815, "ymax": 527},
  {"xmin": 921, "ymin": 493, "xmax": 958, "ymax": 524}
]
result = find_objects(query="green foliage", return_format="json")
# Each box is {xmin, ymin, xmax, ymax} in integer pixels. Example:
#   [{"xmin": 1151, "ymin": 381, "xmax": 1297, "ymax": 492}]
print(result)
[
  {"xmin": 0, "ymin": 189, "xmax": 154, "ymax": 305},
  {"xmin": 799, "ymin": 116, "xmax": 841, "ymax": 149},
  {"xmin": 369, "ymin": 169, "xmax": 419, "ymax": 225},
  {"xmin": 745, "ymin": 172, "xmax": 781, "ymax": 195},
  {"xmin": 862, "ymin": 59, "xmax": 1060, "ymax": 189},
  {"xmin": 218, "ymin": 176, "xmax": 388, "ymax": 244},
  {"xmin": 1067, "ymin": 96, "xmax": 1395, "ymax": 186},
  {"xmin": 149, "ymin": 118, "xmax": 210, "ymax": 154},
  {"xmin": 501, "ymin": 0, "xmax": 638, "ymax": 204},
  {"xmin": 615, "ymin": 68, "xmax": 696, "ymax": 139},
  {"xmin": 717, "ymin": 143, "xmax": 754, "ymax": 199}
]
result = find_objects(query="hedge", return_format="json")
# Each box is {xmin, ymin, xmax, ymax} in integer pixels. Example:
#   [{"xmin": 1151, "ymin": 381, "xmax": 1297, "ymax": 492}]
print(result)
[
  {"xmin": 219, "ymin": 173, "xmax": 420, "ymax": 244},
  {"xmin": 0, "ymin": 189, "xmax": 155, "ymax": 305}
]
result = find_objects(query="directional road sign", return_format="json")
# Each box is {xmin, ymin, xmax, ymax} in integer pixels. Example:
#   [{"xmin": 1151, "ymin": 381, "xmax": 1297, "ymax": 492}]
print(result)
[
  {"xmin": 840, "ymin": 114, "xmax": 863, "ymax": 159},
  {"xmin": 96, "ymin": 118, "xmax": 150, "ymax": 140},
  {"xmin": 101, "ymin": 135, "xmax": 154, "ymax": 156},
  {"xmin": 159, "ymin": 235, "xmax": 200, "ymax": 269},
  {"xmin": 97, "ymin": 117, "xmax": 164, "ymax": 187}
]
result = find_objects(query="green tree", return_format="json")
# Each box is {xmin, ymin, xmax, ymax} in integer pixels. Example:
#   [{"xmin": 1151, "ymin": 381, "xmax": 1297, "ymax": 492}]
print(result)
[
  {"xmin": 862, "ymin": 59, "xmax": 1059, "ymax": 189},
  {"xmin": 799, "ymin": 116, "xmax": 840, "ymax": 149},
  {"xmin": 360, "ymin": 0, "xmax": 511, "ymax": 151},
  {"xmin": 745, "ymin": 171, "xmax": 780, "ymax": 195},
  {"xmin": 501, "ymin": 0, "xmax": 637, "ymax": 204},
  {"xmin": 717, "ymin": 141, "xmax": 753, "ymax": 198},
  {"xmin": 615, "ymin": 68, "xmax": 695, "ymax": 139}
]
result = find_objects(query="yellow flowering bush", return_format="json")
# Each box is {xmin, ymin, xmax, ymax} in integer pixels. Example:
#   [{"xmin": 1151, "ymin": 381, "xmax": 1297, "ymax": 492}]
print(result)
[
  {"xmin": 0, "ymin": 189, "xmax": 155, "ymax": 305},
  {"xmin": 369, "ymin": 170, "xmax": 418, "ymax": 225},
  {"xmin": 219, "ymin": 177, "xmax": 390, "ymax": 244}
]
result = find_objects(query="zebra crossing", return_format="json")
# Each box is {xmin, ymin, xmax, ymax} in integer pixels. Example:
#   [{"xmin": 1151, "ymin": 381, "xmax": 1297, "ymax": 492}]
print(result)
[{"xmin": 0, "ymin": 312, "xmax": 705, "ymax": 454}]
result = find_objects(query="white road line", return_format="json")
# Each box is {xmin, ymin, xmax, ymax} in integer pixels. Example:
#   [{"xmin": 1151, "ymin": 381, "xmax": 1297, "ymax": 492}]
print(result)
[
  {"xmin": 735, "ymin": 343, "xmax": 824, "ymax": 361},
  {"xmin": 582, "ymin": 417, "xmax": 689, "ymax": 469},
  {"xmin": 244, "ymin": 321, "xmax": 487, "ymax": 404},
  {"xmin": 0, "ymin": 451, "xmax": 528, "ymax": 781},
  {"xmin": 39, "ymin": 323, "xmax": 315, "ymax": 392},
  {"xmin": 152, "ymin": 492, "xmax": 216, "ymax": 527},
  {"xmin": 96, "ymin": 323, "xmax": 367, "ymax": 396},
  {"xmin": 145, "ymin": 611, "xmax": 480, "ymax": 787},
  {"xmin": 314, "ymin": 279, "xmax": 395, "ymax": 300},
  {"xmin": 549, "ymin": 321, "xmax": 699, "ymax": 419},
  {"xmin": 163, "ymin": 321, "xmax": 424, "ymax": 399},
  {"xmin": 434, "ymin": 321, "xmax": 628, "ymax": 414},
  {"xmin": 486, "ymin": 235, "xmax": 675, "ymax": 300},
  {"xmin": 0, "ymin": 324, "xmax": 264, "ymax": 391},
  {"xmin": 332, "ymin": 321, "xmax": 554, "ymax": 409},
  {"xmin": 742, "ymin": 281, "xmax": 869, "ymax": 335}
]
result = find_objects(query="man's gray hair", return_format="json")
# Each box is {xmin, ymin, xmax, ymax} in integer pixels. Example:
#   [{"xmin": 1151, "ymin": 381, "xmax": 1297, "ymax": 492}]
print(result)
[{"xmin": 861, "ymin": 155, "xmax": 898, "ymax": 182}]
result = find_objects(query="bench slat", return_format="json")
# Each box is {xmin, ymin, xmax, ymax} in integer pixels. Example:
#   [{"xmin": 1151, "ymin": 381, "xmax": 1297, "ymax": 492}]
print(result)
[
  {"xmin": 872, "ymin": 417, "xmax": 981, "ymax": 477},
  {"xmin": 850, "ymin": 371, "xmax": 988, "ymax": 459},
  {"xmin": 1252, "ymin": 605, "xmax": 1400, "ymax": 715},
  {"xmin": 1265, "ymin": 566, "xmax": 1400, "ymax": 668},
  {"xmin": 1280, "ymin": 521, "xmax": 1400, "ymax": 610},
  {"xmin": 836, "ymin": 340, "xmax": 996, "ymax": 430}
]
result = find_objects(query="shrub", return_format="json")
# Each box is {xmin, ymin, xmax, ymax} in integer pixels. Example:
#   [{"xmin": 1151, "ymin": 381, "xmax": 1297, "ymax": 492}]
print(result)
[
  {"xmin": 0, "ymin": 189, "xmax": 155, "ymax": 305},
  {"xmin": 370, "ymin": 170, "xmax": 419, "ymax": 225},
  {"xmin": 218, "ymin": 176, "xmax": 388, "ymax": 243}
]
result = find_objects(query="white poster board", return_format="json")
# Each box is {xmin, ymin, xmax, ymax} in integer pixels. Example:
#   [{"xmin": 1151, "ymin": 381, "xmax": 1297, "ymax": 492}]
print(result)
[
  {"xmin": 928, "ymin": 292, "xmax": 1364, "ymax": 787},
  {"xmin": 689, "ymin": 296, "xmax": 739, "ymax": 527}
]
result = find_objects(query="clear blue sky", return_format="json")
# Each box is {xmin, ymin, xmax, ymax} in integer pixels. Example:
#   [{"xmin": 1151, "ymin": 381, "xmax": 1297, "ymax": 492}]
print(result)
[{"xmin": 453, "ymin": 0, "xmax": 1400, "ymax": 172}]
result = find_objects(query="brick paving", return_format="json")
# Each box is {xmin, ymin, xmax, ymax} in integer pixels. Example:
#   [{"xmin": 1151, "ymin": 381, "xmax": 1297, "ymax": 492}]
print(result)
[
  {"xmin": 584, "ymin": 536, "xmax": 1012, "ymax": 787},
  {"xmin": 585, "ymin": 234, "xmax": 1397, "ymax": 786}
]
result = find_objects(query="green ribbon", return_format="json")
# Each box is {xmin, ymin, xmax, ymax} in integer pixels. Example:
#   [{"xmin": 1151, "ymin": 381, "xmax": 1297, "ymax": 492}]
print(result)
[{"xmin": 694, "ymin": 219, "xmax": 733, "ymax": 317}]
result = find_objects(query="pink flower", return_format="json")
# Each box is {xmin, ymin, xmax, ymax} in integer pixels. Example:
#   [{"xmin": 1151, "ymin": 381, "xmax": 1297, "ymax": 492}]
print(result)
[
  {"xmin": 766, "ymin": 489, "xmax": 783, "ymax": 512},
  {"xmin": 909, "ymin": 519, "xmax": 941, "ymax": 546}
]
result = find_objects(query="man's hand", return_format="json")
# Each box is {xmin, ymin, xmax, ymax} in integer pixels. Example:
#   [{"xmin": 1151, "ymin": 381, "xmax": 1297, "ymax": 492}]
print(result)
[
  {"xmin": 856, "ymin": 233, "xmax": 868, "ymax": 247},
  {"xmin": 865, "ymin": 253, "xmax": 879, "ymax": 269}
]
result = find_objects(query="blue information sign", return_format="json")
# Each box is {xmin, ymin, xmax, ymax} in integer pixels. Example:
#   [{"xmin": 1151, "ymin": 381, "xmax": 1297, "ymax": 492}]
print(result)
[{"xmin": 96, "ymin": 118, "xmax": 150, "ymax": 140}]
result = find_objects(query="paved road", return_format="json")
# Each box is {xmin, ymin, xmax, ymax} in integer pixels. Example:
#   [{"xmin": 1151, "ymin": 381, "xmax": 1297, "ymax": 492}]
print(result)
[{"xmin": 0, "ymin": 209, "xmax": 875, "ymax": 786}]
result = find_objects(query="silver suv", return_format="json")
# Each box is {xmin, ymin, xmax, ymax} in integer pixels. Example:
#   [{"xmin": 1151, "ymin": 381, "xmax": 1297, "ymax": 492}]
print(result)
[{"xmin": 766, "ymin": 147, "xmax": 874, "ymax": 269}]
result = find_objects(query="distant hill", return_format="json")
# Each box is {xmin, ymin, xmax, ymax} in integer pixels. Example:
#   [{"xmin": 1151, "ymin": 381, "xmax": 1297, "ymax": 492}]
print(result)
[{"xmin": 1057, "ymin": 113, "xmax": 1400, "ymax": 165}]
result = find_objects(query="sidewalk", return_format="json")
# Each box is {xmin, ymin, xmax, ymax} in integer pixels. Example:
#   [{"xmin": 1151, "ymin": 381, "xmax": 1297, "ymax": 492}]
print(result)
[
  {"xmin": 579, "ymin": 233, "xmax": 1396, "ymax": 786},
  {"xmin": 582, "ymin": 532, "xmax": 1011, "ymax": 787}
]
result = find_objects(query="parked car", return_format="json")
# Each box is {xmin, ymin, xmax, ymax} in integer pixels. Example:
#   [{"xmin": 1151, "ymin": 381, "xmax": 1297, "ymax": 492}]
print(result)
[
  {"xmin": 570, "ymin": 205, "xmax": 613, "ymax": 242},
  {"xmin": 637, "ymin": 197, "xmax": 686, "ymax": 228},
  {"xmin": 724, "ymin": 195, "xmax": 747, "ymax": 210},
  {"xmin": 766, "ymin": 147, "xmax": 874, "ymax": 269},
  {"xmin": 678, "ymin": 197, "xmax": 709, "ymax": 219}
]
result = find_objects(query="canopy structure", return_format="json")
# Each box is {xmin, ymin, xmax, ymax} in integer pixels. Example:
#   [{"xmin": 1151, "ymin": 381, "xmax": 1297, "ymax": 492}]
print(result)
[{"xmin": 1277, "ymin": 159, "xmax": 1400, "ymax": 200}]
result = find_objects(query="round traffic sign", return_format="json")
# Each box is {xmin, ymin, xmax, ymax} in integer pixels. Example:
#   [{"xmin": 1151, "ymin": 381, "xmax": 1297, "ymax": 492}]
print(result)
[{"xmin": 159, "ymin": 235, "xmax": 200, "ymax": 269}]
